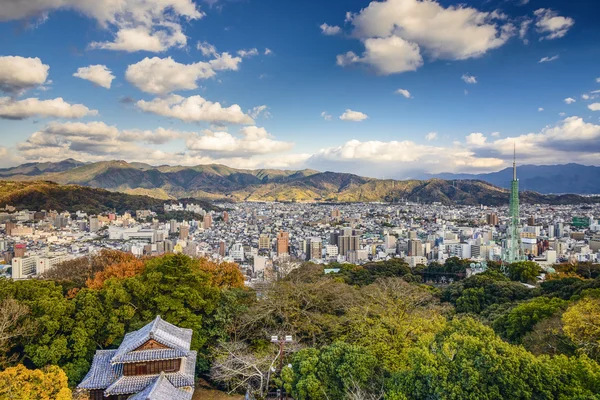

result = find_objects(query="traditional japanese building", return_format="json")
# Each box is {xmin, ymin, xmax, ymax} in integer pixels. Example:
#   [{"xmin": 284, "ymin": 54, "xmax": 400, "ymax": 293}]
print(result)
[{"xmin": 78, "ymin": 316, "xmax": 196, "ymax": 400}]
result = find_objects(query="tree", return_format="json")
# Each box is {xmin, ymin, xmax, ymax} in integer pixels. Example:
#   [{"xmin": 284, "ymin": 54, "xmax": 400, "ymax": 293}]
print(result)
[
  {"xmin": 0, "ymin": 364, "xmax": 72, "ymax": 400},
  {"xmin": 85, "ymin": 259, "xmax": 146, "ymax": 289},
  {"xmin": 507, "ymin": 261, "xmax": 541, "ymax": 283},
  {"xmin": 197, "ymin": 258, "xmax": 245, "ymax": 289},
  {"xmin": 285, "ymin": 342, "xmax": 383, "ymax": 400},
  {"xmin": 563, "ymin": 292, "xmax": 600, "ymax": 361},
  {"xmin": 491, "ymin": 297, "xmax": 568, "ymax": 343},
  {"xmin": 0, "ymin": 298, "xmax": 34, "ymax": 368},
  {"xmin": 385, "ymin": 317, "xmax": 600, "ymax": 399}
]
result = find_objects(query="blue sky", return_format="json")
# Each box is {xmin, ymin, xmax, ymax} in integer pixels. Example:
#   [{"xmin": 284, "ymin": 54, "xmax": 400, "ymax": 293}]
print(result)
[{"xmin": 0, "ymin": 0, "xmax": 599, "ymax": 178}]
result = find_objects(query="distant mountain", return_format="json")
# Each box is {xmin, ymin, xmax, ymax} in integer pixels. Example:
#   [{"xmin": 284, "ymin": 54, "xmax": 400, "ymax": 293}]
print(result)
[
  {"xmin": 427, "ymin": 164, "xmax": 600, "ymax": 194},
  {"xmin": 0, "ymin": 158, "xmax": 87, "ymax": 177},
  {"xmin": 1, "ymin": 160, "xmax": 599, "ymax": 206}
]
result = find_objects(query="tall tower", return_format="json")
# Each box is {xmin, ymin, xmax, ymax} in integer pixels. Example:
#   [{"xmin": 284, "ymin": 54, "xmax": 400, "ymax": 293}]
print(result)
[{"xmin": 505, "ymin": 145, "xmax": 522, "ymax": 264}]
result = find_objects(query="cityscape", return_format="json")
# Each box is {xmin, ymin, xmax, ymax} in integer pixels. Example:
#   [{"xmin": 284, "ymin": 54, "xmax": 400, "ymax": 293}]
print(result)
[{"xmin": 1, "ymin": 0, "xmax": 600, "ymax": 399}]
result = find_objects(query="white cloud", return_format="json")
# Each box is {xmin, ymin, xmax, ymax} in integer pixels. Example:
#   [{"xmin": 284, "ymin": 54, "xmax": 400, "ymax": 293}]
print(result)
[
  {"xmin": 519, "ymin": 19, "xmax": 531, "ymax": 43},
  {"xmin": 491, "ymin": 132, "xmax": 500, "ymax": 137},
  {"xmin": 337, "ymin": 0, "xmax": 514, "ymax": 75},
  {"xmin": 425, "ymin": 132, "xmax": 437, "ymax": 141},
  {"xmin": 89, "ymin": 24, "xmax": 187, "ymax": 52},
  {"xmin": 125, "ymin": 56, "xmax": 240, "ymax": 95},
  {"xmin": 564, "ymin": 97, "xmax": 576, "ymax": 104},
  {"xmin": 534, "ymin": 8, "xmax": 574, "ymax": 40},
  {"xmin": 538, "ymin": 107, "xmax": 544, "ymax": 112},
  {"xmin": 237, "ymin": 48, "xmax": 259, "ymax": 58},
  {"xmin": 0, "ymin": 97, "xmax": 97, "ymax": 120},
  {"xmin": 136, "ymin": 94, "xmax": 254, "ymax": 124},
  {"xmin": 462, "ymin": 74, "xmax": 477, "ymax": 84},
  {"xmin": 73, "ymin": 65, "xmax": 115, "ymax": 89},
  {"xmin": 539, "ymin": 55, "xmax": 559, "ymax": 63},
  {"xmin": 0, "ymin": 56, "xmax": 49, "ymax": 94},
  {"xmin": 185, "ymin": 126, "xmax": 293, "ymax": 155},
  {"xmin": 197, "ymin": 41, "xmax": 218, "ymax": 57},
  {"xmin": 589, "ymin": 103, "xmax": 600, "ymax": 112},
  {"xmin": 337, "ymin": 36, "xmax": 423, "ymax": 75},
  {"xmin": 248, "ymin": 105, "xmax": 271, "ymax": 119},
  {"xmin": 465, "ymin": 132, "xmax": 487, "ymax": 146},
  {"xmin": 596, "ymin": 78, "xmax": 600, "ymax": 84},
  {"xmin": 0, "ymin": 0, "xmax": 204, "ymax": 53},
  {"xmin": 559, "ymin": 112, "xmax": 566, "ymax": 117},
  {"xmin": 321, "ymin": 112, "xmax": 332, "ymax": 121},
  {"xmin": 582, "ymin": 94, "xmax": 590, "ymax": 100},
  {"xmin": 395, "ymin": 88, "xmax": 411, "ymax": 98},
  {"xmin": 339, "ymin": 109, "xmax": 368, "ymax": 122},
  {"xmin": 264, "ymin": 48, "xmax": 273, "ymax": 56},
  {"xmin": 320, "ymin": 23, "xmax": 341, "ymax": 36}
]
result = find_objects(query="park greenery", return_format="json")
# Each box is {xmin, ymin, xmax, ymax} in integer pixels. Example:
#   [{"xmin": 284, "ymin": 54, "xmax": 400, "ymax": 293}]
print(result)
[{"xmin": 1, "ymin": 252, "xmax": 600, "ymax": 399}]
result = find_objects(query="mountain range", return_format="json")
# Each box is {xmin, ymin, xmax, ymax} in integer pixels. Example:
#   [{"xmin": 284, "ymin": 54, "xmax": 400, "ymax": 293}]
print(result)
[
  {"xmin": 426, "ymin": 164, "xmax": 600, "ymax": 194},
  {"xmin": 0, "ymin": 160, "xmax": 598, "ymax": 206}
]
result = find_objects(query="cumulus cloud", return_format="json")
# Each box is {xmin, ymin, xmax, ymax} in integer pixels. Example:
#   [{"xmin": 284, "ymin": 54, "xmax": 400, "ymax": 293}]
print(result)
[
  {"xmin": 136, "ymin": 94, "xmax": 254, "ymax": 124},
  {"xmin": 534, "ymin": 8, "xmax": 574, "ymax": 40},
  {"xmin": 395, "ymin": 88, "xmax": 411, "ymax": 98},
  {"xmin": 339, "ymin": 109, "xmax": 368, "ymax": 122},
  {"xmin": 538, "ymin": 107, "xmax": 544, "ymax": 112},
  {"xmin": 264, "ymin": 48, "xmax": 273, "ymax": 56},
  {"xmin": 539, "ymin": 55, "xmax": 559, "ymax": 63},
  {"xmin": 0, "ymin": 56, "xmax": 49, "ymax": 94},
  {"xmin": 589, "ymin": 103, "xmax": 600, "ymax": 111},
  {"xmin": 197, "ymin": 41, "xmax": 218, "ymax": 57},
  {"xmin": 0, "ymin": 0, "xmax": 204, "ymax": 53},
  {"xmin": 185, "ymin": 126, "xmax": 293, "ymax": 156},
  {"xmin": 462, "ymin": 74, "xmax": 477, "ymax": 84},
  {"xmin": 0, "ymin": 97, "xmax": 97, "ymax": 120},
  {"xmin": 321, "ymin": 112, "xmax": 332, "ymax": 121},
  {"xmin": 73, "ymin": 65, "xmax": 115, "ymax": 89},
  {"xmin": 519, "ymin": 19, "xmax": 531, "ymax": 43},
  {"xmin": 125, "ymin": 56, "xmax": 240, "ymax": 95},
  {"xmin": 337, "ymin": 0, "xmax": 514, "ymax": 75},
  {"xmin": 336, "ymin": 36, "xmax": 423, "ymax": 75},
  {"xmin": 320, "ymin": 23, "xmax": 341, "ymax": 35},
  {"xmin": 564, "ymin": 97, "xmax": 576, "ymax": 104}
]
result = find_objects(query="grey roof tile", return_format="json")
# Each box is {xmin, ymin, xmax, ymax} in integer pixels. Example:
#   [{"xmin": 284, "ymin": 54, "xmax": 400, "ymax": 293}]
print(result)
[
  {"xmin": 128, "ymin": 372, "xmax": 193, "ymax": 400},
  {"xmin": 77, "ymin": 350, "xmax": 121, "ymax": 390}
]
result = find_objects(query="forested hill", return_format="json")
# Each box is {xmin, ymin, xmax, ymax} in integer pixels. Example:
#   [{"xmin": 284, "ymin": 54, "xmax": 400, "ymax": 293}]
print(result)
[
  {"xmin": 0, "ymin": 180, "xmax": 167, "ymax": 214},
  {"xmin": 1, "ymin": 160, "xmax": 600, "ymax": 205}
]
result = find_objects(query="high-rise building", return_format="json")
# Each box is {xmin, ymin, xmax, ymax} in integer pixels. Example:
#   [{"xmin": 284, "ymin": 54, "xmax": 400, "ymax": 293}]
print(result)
[
  {"xmin": 408, "ymin": 239, "xmax": 423, "ymax": 257},
  {"xmin": 169, "ymin": 219, "xmax": 178, "ymax": 234},
  {"xmin": 179, "ymin": 225, "xmax": 189, "ymax": 240},
  {"xmin": 222, "ymin": 211, "xmax": 229, "ymax": 223},
  {"xmin": 203, "ymin": 214, "xmax": 213, "ymax": 229},
  {"xmin": 277, "ymin": 231, "xmax": 289, "ymax": 256},
  {"xmin": 89, "ymin": 216, "xmax": 99, "ymax": 232},
  {"xmin": 258, "ymin": 234, "xmax": 271, "ymax": 250},
  {"xmin": 527, "ymin": 216, "xmax": 535, "ymax": 226},
  {"xmin": 486, "ymin": 213, "xmax": 499, "ymax": 226},
  {"xmin": 504, "ymin": 146, "xmax": 523, "ymax": 264},
  {"xmin": 333, "ymin": 228, "xmax": 360, "ymax": 256},
  {"xmin": 219, "ymin": 241, "xmax": 226, "ymax": 257},
  {"xmin": 14, "ymin": 243, "xmax": 26, "ymax": 258},
  {"xmin": 5, "ymin": 221, "xmax": 15, "ymax": 235},
  {"xmin": 306, "ymin": 237, "xmax": 322, "ymax": 261},
  {"xmin": 331, "ymin": 209, "xmax": 341, "ymax": 220}
]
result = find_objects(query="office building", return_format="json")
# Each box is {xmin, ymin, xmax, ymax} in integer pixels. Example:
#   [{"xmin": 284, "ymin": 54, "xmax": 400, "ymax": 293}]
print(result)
[{"xmin": 277, "ymin": 231, "xmax": 289, "ymax": 256}]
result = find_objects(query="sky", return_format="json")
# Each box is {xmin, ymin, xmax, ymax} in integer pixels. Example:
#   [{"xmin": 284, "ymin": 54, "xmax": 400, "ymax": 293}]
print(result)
[{"xmin": 0, "ymin": 0, "xmax": 599, "ymax": 179}]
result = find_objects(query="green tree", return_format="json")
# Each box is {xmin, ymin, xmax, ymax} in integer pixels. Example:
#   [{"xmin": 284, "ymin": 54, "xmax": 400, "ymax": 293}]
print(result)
[
  {"xmin": 492, "ymin": 297, "xmax": 568, "ymax": 343},
  {"xmin": 563, "ymin": 291, "xmax": 600, "ymax": 361},
  {"xmin": 507, "ymin": 261, "xmax": 541, "ymax": 283}
]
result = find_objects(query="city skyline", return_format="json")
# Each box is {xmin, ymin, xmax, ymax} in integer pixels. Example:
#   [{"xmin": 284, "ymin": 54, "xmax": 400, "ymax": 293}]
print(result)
[{"xmin": 0, "ymin": 0, "xmax": 599, "ymax": 179}]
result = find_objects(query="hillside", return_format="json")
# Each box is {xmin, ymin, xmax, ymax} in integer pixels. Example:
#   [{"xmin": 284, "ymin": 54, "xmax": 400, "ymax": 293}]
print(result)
[
  {"xmin": 0, "ymin": 180, "xmax": 167, "ymax": 214},
  {"xmin": 1, "ymin": 160, "xmax": 599, "ymax": 206}
]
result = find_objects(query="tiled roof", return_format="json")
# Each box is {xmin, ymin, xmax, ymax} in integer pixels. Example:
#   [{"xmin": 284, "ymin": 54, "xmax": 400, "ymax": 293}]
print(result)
[
  {"xmin": 111, "ymin": 316, "xmax": 193, "ymax": 364},
  {"xmin": 104, "ymin": 351, "xmax": 197, "ymax": 396},
  {"xmin": 77, "ymin": 350, "xmax": 121, "ymax": 390},
  {"xmin": 128, "ymin": 372, "xmax": 193, "ymax": 400},
  {"xmin": 116, "ymin": 348, "xmax": 189, "ymax": 363}
]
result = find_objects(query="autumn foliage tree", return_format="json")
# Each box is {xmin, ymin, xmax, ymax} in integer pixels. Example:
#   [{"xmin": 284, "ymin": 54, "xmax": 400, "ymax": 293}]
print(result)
[
  {"xmin": 86, "ymin": 259, "xmax": 145, "ymax": 289},
  {"xmin": 0, "ymin": 364, "xmax": 72, "ymax": 400},
  {"xmin": 197, "ymin": 258, "xmax": 245, "ymax": 289}
]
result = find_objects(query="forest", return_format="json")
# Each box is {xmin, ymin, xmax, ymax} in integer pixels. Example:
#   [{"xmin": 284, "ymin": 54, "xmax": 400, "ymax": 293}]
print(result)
[{"xmin": 0, "ymin": 251, "xmax": 599, "ymax": 399}]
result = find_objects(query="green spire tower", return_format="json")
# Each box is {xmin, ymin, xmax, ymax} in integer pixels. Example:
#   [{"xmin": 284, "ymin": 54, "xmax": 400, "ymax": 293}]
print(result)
[{"xmin": 505, "ymin": 145, "xmax": 522, "ymax": 264}]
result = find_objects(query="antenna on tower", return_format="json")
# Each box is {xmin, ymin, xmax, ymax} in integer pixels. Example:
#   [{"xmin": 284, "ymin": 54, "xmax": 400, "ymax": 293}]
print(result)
[{"xmin": 513, "ymin": 142, "xmax": 517, "ymax": 181}]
